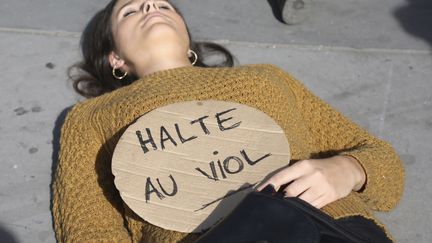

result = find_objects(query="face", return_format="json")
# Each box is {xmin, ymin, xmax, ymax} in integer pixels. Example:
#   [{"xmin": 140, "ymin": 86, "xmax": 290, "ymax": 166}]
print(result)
[{"xmin": 109, "ymin": 0, "xmax": 190, "ymax": 75}]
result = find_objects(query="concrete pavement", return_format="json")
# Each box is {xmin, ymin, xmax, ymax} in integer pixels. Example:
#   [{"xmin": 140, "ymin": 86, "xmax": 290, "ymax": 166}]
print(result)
[{"xmin": 0, "ymin": 0, "xmax": 431, "ymax": 242}]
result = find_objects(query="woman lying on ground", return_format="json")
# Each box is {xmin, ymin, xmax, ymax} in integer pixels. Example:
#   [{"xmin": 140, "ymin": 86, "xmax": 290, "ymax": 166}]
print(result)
[{"xmin": 52, "ymin": 0, "xmax": 404, "ymax": 242}]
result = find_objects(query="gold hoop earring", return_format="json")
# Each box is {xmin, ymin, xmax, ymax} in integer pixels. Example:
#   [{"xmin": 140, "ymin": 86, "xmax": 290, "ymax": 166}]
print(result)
[
  {"xmin": 112, "ymin": 63, "xmax": 128, "ymax": 80},
  {"xmin": 188, "ymin": 49, "xmax": 198, "ymax": 66}
]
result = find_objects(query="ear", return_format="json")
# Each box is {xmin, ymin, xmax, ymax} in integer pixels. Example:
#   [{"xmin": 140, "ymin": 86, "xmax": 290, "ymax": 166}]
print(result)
[{"xmin": 109, "ymin": 51, "xmax": 125, "ymax": 69}]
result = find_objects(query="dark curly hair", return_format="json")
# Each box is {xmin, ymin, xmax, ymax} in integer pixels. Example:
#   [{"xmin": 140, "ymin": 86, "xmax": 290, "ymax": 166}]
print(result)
[{"xmin": 68, "ymin": 0, "xmax": 235, "ymax": 98}]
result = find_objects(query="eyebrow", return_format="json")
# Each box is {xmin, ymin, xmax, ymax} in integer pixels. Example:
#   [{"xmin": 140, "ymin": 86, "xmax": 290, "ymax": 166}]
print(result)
[{"xmin": 117, "ymin": 0, "xmax": 133, "ymax": 17}]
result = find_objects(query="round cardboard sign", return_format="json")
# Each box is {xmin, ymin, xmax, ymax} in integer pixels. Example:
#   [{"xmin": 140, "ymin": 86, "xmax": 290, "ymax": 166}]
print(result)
[{"xmin": 112, "ymin": 100, "xmax": 291, "ymax": 233}]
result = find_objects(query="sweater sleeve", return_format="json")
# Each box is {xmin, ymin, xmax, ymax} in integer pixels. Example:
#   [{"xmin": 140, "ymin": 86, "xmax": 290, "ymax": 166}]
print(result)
[
  {"xmin": 272, "ymin": 66, "xmax": 404, "ymax": 212},
  {"xmin": 52, "ymin": 104, "xmax": 131, "ymax": 243}
]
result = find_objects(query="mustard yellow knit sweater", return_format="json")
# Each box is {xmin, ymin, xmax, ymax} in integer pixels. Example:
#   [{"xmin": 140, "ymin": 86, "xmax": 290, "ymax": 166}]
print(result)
[{"xmin": 52, "ymin": 64, "xmax": 404, "ymax": 243}]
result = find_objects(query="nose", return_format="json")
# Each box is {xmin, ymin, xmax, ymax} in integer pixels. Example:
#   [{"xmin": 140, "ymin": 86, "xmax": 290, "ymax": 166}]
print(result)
[{"xmin": 142, "ymin": 1, "xmax": 159, "ymax": 14}]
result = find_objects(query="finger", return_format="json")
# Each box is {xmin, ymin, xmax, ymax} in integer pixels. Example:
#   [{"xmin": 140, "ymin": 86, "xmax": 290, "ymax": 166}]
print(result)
[
  {"xmin": 297, "ymin": 187, "xmax": 324, "ymax": 205},
  {"xmin": 283, "ymin": 174, "xmax": 313, "ymax": 197},
  {"xmin": 313, "ymin": 194, "xmax": 334, "ymax": 209},
  {"xmin": 256, "ymin": 181, "xmax": 275, "ymax": 192},
  {"xmin": 257, "ymin": 160, "xmax": 313, "ymax": 191},
  {"xmin": 310, "ymin": 194, "xmax": 326, "ymax": 209}
]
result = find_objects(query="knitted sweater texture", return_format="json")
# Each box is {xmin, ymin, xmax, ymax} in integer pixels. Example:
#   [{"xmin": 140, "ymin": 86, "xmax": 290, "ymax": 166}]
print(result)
[{"xmin": 52, "ymin": 64, "xmax": 404, "ymax": 242}]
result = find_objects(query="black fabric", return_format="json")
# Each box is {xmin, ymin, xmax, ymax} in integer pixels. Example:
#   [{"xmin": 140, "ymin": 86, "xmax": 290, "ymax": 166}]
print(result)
[
  {"xmin": 195, "ymin": 185, "xmax": 392, "ymax": 243},
  {"xmin": 329, "ymin": 216, "xmax": 392, "ymax": 243}
]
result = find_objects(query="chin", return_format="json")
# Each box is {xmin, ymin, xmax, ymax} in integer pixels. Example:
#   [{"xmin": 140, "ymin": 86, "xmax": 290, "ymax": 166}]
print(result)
[
  {"xmin": 144, "ymin": 21, "xmax": 175, "ymax": 32},
  {"xmin": 142, "ymin": 24, "xmax": 184, "ymax": 44}
]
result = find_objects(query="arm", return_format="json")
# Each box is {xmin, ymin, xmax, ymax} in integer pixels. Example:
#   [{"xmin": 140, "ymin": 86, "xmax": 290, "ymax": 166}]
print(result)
[
  {"xmin": 52, "ymin": 104, "xmax": 131, "ymax": 242},
  {"xmin": 273, "ymin": 67, "xmax": 404, "ymax": 211}
]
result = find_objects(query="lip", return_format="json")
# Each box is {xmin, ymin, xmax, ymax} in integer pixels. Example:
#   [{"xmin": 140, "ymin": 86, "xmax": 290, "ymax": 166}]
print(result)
[{"xmin": 141, "ymin": 12, "xmax": 167, "ymax": 27}]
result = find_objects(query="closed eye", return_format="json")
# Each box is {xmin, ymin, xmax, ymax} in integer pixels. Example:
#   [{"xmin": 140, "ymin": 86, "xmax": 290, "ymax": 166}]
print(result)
[
  {"xmin": 123, "ymin": 9, "xmax": 137, "ymax": 17},
  {"xmin": 157, "ymin": 2, "xmax": 174, "ymax": 11},
  {"xmin": 120, "ymin": 1, "xmax": 174, "ymax": 19}
]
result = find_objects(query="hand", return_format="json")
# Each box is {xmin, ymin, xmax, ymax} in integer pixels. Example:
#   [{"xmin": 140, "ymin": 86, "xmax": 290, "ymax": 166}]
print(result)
[{"xmin": 256, "ymin": 156, "xmax": 366, "ymax": 209}]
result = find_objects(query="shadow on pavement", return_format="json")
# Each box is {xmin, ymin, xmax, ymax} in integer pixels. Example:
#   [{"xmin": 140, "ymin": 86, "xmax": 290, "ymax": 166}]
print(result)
[
  {"xmin": 49, "ymin": 106, "xmax": 73, "ymax": 235},
  {"xmin": 51, "ymin": 106, "xmax": 72, "ymax": 178},
  {"xmin": 267, "ymin": 0, "xmax": 285, "ymax": 23},
  {"xmin": 394, "ymin": 0, "xmax": 432, "ymax": 49},
  {"xmin": 0, "ymin": 225, "xmax": 19, "ymax": 243}
]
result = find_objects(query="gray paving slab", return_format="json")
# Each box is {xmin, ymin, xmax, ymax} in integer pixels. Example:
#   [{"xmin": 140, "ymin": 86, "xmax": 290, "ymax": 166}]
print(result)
[
  {"xmin": 376, "ymin": 54, "xmax": 432, "ymax": 243},
  {"xmin": 0, "ymin": 0, "xmax": 106, "ymax": 32},
  {"xmin": 1, "ymin": 0, "xmax": 431, "ymax": 242},
  {"xmin": 1, "ymin": 30, "xmax": 431, "ymax": 242},
  {"xmin": 1, "ymin": 0, "xmax": 431, "ymax": 50},
  {"xmin": 0, "ymin": 32, "xmax": 80, "ymax": 243},
  {"xmin": 175, "ymin": 0, "xmax": 432, "ymax": 50},
  {"xmin": 225, "ymin": 42, "xmax": 432, "ymax": 242}
]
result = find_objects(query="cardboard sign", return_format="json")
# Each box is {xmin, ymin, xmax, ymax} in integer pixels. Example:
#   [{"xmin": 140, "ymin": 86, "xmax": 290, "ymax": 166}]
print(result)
[{"xmin": 112, "ymin": 100, "xmax": 291, "ymax": 233}]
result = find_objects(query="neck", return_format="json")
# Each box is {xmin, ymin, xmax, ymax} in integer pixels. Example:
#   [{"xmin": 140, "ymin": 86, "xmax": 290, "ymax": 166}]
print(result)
[{"xmin": 136, "ymin": 53, "xmax": 193, "ymax": 78}]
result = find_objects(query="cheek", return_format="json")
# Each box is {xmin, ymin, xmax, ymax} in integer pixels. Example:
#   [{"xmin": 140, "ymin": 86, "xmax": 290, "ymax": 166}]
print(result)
[
  {"xmin": 113, "ymin": 22, "xmax": 140, "ymax": 55},
  {"xmin": 174, "ymin": 17, "xmax": 190, "ymax": 45}
]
